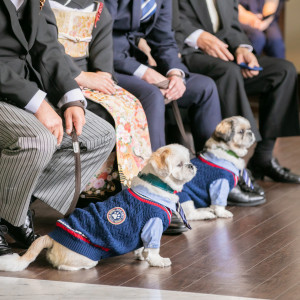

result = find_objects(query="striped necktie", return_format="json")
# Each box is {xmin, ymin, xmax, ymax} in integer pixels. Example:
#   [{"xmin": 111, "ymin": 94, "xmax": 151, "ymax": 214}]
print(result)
[
  {"xmin": 140, "ymin": 0, "xmax": 157, "ymax": 23},
  {"xmin": 240, "ymin": 169, "xmax": 254, "ymax": 190}
]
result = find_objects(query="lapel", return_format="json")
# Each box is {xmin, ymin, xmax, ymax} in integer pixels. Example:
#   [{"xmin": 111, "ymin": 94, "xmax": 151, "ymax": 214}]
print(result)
[
  {"xmin": 215, "ymin": 0, "xmax": 226, "ymax": 30},
  {"xmin": 27, "ymin": 0, "xmax": 39, "ymax": 49},
  {"xmin": 131, "ymin": 0, "xmax": 140, "ymax": 30},
  {"xmin": 3, "ymin": 0, "xmax": 28, "ymax": 49},
  {"xmin": 190, "ymin": 0, "xmax": 214, "ymax": 33}
]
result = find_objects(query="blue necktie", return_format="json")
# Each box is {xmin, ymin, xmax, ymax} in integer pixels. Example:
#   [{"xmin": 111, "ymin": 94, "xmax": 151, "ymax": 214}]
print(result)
[
  {"xmin": 176, "ymin": 202, "xmax": 192, "ymax": 230},
  {"xmin": 141, "ymin": 0, "xmax": 157, "ymax": 23},
  {"xmin": 240, "ymin": 169, "xmax": 254, "ymax": 190}
]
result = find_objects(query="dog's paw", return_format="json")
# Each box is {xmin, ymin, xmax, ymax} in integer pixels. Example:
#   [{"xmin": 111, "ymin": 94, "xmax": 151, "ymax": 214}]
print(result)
[
  {"xmin": 133, "ymin": 247, "xmax": 144, "ymax": 261},
  {"xmin": 147, "ymin": 256, "xmax": 172, "ymax": 268},
  {"xmin": 186, "ymin": 208, "xmax": 216, "ymax": 220},
  {"xmin": 214, "ymin": 207, "xmax": 233, "ymax": 218}
]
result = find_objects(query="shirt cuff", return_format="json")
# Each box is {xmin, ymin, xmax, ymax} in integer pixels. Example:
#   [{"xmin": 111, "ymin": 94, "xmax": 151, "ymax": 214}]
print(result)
[
  {"xmin": 166, "ymin": 68, "xmax": 186, "ymax": 78},
  {"xmin": 57, "ymin": 88, "xmax": 87, "ymax": 108},
  {"xmin": 239, "ymin": 44, "xmax": 253, "ymax": 52},
  {"xmin": 24, "ymin": 90, "xmax": 47, "ymax": 114},
  {"xmin": 185, "ymin": 29, "xmax": 204, "ymax": 49},
  {"xmin": 133, "ymin": 64, "xmax": 149, "ymax": 78}
]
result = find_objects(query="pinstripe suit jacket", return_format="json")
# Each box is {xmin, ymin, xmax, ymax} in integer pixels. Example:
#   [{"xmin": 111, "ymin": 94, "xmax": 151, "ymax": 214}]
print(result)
[{"xmin": 0, "ymin": 0, "xmax": 80, "ymax": 109}]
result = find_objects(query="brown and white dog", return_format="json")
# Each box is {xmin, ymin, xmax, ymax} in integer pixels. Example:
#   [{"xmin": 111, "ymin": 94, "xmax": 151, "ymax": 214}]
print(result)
[
  {"xmin": 0, "ymin": 144, "xmax": 196, "ymax": 271},
  {"xmin": 178, "ymin": 116, "xmax": 255, "ymax": 220}
]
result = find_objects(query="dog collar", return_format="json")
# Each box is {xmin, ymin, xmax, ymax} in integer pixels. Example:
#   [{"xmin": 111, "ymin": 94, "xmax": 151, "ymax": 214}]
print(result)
[
  {"xmin": 215, "ymin": 147, "xmax": 239, "ymax": 159},
  {"xmin": 138, "ymin": 173, "xmax": 176, "ymax": 194}
]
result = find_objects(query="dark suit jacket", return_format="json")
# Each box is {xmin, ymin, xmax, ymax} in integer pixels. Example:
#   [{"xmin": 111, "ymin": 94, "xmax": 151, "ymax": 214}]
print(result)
[
  {"xmin": 104, "ymin": 0, "xmax": 189, "ymax": 76},
  {"xmin": 175, "ymin": 0, "xmax": 251, "ymax": 56},
  {"xmin": 0, "ymin": 0, "xmax": 79, "ymax": 109},
  {"xmin": 43, "ymin": 0, "xmax": 114, "ymax": 77}
]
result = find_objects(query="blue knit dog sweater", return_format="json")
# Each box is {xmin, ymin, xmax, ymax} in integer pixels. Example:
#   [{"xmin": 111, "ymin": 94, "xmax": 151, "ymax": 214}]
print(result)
[
  {"xmin": 178, "ymin": 155, "xmax": 238, "ymax": 208},
  {"xmin": 49, "ymin": 189, "xmax": 171, "ymax": 261}
]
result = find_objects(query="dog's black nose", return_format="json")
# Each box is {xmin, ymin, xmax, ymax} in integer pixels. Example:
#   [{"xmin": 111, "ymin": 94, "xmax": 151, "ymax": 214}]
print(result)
[{"xmin": 187, "ymin": 163, "xmax": 194, "ymax": 169}]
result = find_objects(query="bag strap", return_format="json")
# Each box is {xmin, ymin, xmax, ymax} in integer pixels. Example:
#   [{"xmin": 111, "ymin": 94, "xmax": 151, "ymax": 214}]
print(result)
[{"xmin": 65, "ymin": 130, "xmax": 81, "ymax": 217}]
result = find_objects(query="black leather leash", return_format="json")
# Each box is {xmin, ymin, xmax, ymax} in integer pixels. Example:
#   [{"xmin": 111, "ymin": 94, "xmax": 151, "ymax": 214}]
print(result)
[{"xmin": 65, "ymin": 129, "xmax": 81, "ymax": 217}]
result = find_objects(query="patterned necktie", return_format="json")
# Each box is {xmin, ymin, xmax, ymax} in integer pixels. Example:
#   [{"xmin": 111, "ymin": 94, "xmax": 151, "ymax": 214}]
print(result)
[
  {"xmin": 240, "ymin": 169, "xmax": 254, "ymax": 190},
  {"xmin": 176, "ymin": 202, "xmax": 192, "ymax": 230},
  {"xmin": 140, "ymin": 0, "xmax": 157, "ymax": 23}
]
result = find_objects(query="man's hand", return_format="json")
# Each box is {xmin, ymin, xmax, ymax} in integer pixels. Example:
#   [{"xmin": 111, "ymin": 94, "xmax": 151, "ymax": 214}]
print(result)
[
  {"xmin": 142, "ymin": 67, "xmax": 168, "ymax": 85},
  {"xmin": 34, "ymin": 100, "xmax": 63, "ymax": 145},
  {"xmin": 165, "ymin": 73, "xmax": 186, "ymax": 101},
  {"xmin": 64, "ymin": 106, "xmax": 86, "ymax": 136},
  {"xmin": 75, "ymin": 71, "xmax": 115, "ymax": 94},
  {"xmin": 197, "ymin": 32, "xmax": 234, "ymax": 61},
  {"xmin": 235, "ymin": 47, "xmax": 260, "ymax": 78}
]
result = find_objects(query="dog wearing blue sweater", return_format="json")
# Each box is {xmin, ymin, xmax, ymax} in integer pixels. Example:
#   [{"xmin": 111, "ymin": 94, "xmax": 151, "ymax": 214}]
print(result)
[
  {"xmin": 178, "ymin": 116, "xmax": 255, "ymax": 220},
  {"xmin": 0, "ymin": 144, "xmax": 196, "ymax": 271}
]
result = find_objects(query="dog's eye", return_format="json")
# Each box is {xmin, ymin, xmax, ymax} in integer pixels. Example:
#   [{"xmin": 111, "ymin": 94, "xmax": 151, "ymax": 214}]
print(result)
[
  {"xmin": 177, "ymin": 162, "xmax": 183, "ymax": 167},
  {"xmin": 239, "ymin": 129, "xmax": 245, "ymax": 134}
]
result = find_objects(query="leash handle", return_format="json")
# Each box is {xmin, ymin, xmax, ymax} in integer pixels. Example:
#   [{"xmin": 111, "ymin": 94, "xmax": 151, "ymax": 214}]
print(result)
[{"xmin": 65, "ymin": 129, "xmax": 81, "ymax": 217}]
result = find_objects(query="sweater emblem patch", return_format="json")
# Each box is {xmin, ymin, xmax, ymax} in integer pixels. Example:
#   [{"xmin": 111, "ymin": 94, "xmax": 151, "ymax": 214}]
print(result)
[{"xmin": 107, "ymin": 207, "xmax": 126, "ymax": 225}]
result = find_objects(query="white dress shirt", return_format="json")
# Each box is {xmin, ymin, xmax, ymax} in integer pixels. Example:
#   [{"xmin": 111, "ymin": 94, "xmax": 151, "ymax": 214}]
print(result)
[{"xmin": 10, "ymin": 0, "xmax": 86, "ymax": 113}]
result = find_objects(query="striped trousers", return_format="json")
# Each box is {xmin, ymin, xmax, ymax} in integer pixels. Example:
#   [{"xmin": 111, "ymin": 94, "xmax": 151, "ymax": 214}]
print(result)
[{"xmin": 0, "ymin": 102, "xmax": 115, "ymax": 226}]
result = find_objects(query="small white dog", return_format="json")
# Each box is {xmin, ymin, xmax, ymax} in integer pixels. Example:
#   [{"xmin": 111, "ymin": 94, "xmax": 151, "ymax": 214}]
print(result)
[
  {"xmin": 178, "ymin": 116, "xmax": 255, "ymax": 220},
  {"xmin": 0, "ymin": 144, "xmax": 196, "ymax": 272}
]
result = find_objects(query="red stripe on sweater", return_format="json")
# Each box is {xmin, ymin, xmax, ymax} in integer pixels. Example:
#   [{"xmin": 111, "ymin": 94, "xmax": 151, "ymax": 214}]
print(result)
[
  {"xmin": 198, "ymin": 155, "xmax": 238, "ymax": 187},
  {"xmin": 56, "ymin": 221, "xmax": 110, "ymax": 252},
  {"xmin": 128, "ymin": 189, "xmax": 172, "ymax": 224}
]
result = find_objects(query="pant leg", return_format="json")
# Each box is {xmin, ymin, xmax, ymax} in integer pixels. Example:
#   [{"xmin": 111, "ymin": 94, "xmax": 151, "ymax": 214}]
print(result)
[
  {"xmin": 264, "ymin": 22, "xmax": 285, "ymax": 59},
  {"xmin": 0, "ymin": 102, "xmax": 57, "ymax": 226},
  {"xmin": 115, "ymin": 72, "xmax": 165, "ymax": 151},
  {"xmin": 244, "ymin": 56, "xmax": 300, "ymax": 139},
  {"xmin": 33, "ymin": 110, "xmax": 115, "ymax": 215},
  {"xmin": 183, "ymin": 53, "xmax": 262, "ymax": 142},
  {"xmin": 176, "ymin": 73, "xmax": 222, "ymax": 152}
]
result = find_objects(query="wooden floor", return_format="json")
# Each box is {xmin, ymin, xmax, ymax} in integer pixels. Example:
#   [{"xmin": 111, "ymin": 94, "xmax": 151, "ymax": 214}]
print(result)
[{"xmin": 1, "ymin": 137, "xmax": 300, "ymax": 299}]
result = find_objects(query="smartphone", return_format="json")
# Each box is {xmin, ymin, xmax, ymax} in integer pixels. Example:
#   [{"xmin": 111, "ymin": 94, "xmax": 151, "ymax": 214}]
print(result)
[{"xmin": 239, "ymin": 62, "xmax": 263, "ymax": 71}]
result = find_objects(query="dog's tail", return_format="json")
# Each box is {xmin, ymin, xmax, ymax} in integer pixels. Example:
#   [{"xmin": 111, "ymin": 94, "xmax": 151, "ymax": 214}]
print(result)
[{"xmin": 0, "ymin": 235, "xmax": 53, "ymax": 272}]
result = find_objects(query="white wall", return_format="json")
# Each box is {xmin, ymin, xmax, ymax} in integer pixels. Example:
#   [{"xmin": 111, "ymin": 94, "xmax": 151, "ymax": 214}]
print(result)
[{"xmin": 285, "ymin": 0, "xmax": 300, "ymax": 72}]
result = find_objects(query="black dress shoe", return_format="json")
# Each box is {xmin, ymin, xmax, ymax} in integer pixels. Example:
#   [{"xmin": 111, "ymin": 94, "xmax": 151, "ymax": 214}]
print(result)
[
  {"xmin": 163, "ymin": 214, "xmax": 188, "ymax": 235},
  {"xmin": 248, "ymin": 158, "xmax": 300, "ymax": 183},
  {"xmin": 0, "ymin": 225, "xmax": 13, "ymax": 256},
  {"xmin": 0, "ymin": 210, "xmax": 40, "ymax": 248},
  {"xmin": 239, "ymin": 168, "xmax": 265, "ymax": 196},
  {"xmin": 227, "ymin": 184, "xmax": 266, "ymax": 207}
]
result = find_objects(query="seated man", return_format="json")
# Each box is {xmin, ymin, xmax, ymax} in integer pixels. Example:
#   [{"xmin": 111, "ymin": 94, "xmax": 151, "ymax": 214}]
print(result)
[
  {"xmin": 104, "ymin": 0, "xmax": 222, "ymax": 154},
  {"xmin": 172, "ymin": 0, "xmax": 300, "ymax": 205},
  {"xmin": 0, "ymin": 0, "xmax": 115, "ymax": 256},
  {"xmin": 238, "ymin": 0, "xmax": 285, "ymax": 58}
]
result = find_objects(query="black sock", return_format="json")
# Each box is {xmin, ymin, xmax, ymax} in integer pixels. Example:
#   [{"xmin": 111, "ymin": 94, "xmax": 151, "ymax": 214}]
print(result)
[{"xmin": 250, "ymin": 139, "xmax": 276, "ymax": 166}]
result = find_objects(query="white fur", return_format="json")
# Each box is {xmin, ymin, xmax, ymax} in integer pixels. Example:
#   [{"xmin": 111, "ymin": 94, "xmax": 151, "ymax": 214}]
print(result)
[
  {"xmin": 0, "ymin": 144, "xmax": 195, "ymax": 272},
  {"xmin": 181, "ymin": 201, "xmax": 216, "ymax": 220}
]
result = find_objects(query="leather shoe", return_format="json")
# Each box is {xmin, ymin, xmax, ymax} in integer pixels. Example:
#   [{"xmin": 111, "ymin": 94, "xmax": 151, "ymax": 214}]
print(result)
[
  {"xmin": 0, "ymin": 225, "xmax": 13, "ymax": 256},
  {"xmin": 163, "ymin": 214, "xmax": 188, "ymax": 235},
  {"xmin": 248, "ymin": 158, "xmax": 300, "ymax": 184},
  {"xmin": 0, "ymin": 210, "xmax": 40, "ymax": 248},
  {"xmin": 227, "ymin": 184, "xmax": 266, "ymax": 207},
  {"xmin": 239, "ymin": 168, "xmax": 265, "ymax": 196}
]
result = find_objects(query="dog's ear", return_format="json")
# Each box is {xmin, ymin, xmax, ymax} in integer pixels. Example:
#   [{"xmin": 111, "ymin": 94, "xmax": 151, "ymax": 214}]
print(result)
[
  {"xmin": 212, "ymin": 119, "xmax": 235, "ymax": 143},
  {"xmin": 150, "ymin": 148, "xmax": 171, "ymax": 178}
]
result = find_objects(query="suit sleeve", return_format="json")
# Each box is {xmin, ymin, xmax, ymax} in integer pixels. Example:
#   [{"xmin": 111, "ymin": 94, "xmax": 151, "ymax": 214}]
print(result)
[
  {"xmin": 146, "ymin": 0, "xmax": 189, "ymax": 75},
  {"xmin": 224, "ymin": 0, "xmax": 251, "ymax": 52},
  {"xmin": 0, "ymin": 62, "xmax": 41, "ymax": 109},
  {"xmin": 105, "ymin": 0, "xmax": 148, "ymax": 75}
]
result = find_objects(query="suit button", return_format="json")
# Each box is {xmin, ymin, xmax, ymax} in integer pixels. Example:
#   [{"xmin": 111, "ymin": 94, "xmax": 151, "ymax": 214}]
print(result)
[{"xmin": 19, "ymin": 54, "xmax": 27, "ymax": 60}]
